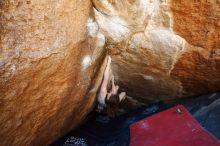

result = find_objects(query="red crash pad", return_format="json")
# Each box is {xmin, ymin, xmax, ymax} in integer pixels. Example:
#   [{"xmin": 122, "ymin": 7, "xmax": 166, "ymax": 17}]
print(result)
[{"xmin": 130, "ymin": 105, "xmax": 220, "ymax": 146}]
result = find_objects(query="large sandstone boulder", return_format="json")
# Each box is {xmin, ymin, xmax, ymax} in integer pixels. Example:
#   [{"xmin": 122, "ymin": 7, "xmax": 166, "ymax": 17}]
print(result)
[
  {"xmin": 0, "ymin": 0, "xmax": 106, "ymax": 145},
  {"xmin": 0, "ymin": 0, "xmax": 220, "ymax": 145},
  {"xmin": 92, "ymin": 0, "xmax": 220, "ymax": 101}
]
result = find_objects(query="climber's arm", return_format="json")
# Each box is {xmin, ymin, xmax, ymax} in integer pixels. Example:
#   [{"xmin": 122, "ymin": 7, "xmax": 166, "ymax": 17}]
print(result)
[
  {"xmin": 111, "ymin": 76, "xmax": 119, "ymax": 95},
  {"xmin": 106, "ymin": 76, "xmax": 119, "ymax": 100}
]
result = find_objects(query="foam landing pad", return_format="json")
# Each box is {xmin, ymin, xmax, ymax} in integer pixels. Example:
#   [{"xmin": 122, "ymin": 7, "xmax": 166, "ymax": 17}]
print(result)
[{"xmin": 130, "ymin": 105, "xmax": 220, "ymax": 146}]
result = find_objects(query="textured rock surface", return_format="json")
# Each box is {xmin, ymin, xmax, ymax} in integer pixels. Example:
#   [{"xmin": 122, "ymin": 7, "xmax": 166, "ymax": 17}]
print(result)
[
  {"xmin": 0, "ymin": 0, "xmax": 106, "ymax": 145},
  {"xmin": 92, "ymin": 0, "xmax": 220, "ymax": 101},
  {"xmin": 171, "ymin": 0, "xmax": 220, "ymax": 50},
  {"xmin": 170, "ymin": 0, "xmax": 220, "ymax": 97}
]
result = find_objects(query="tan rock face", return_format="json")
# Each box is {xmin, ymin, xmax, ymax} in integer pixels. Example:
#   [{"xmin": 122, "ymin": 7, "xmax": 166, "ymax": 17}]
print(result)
[
  {"xmin": 170, "ymin": 0, "xmax": 220, "ymax": 96},
  {"xmin": 1, "ymin": 0, "xmax": 220, "ymax": 145},
  {"xmin": 0, "ymin": 0, "xmax": 106, "ymax": 145},
  {"xmin": 170, "ymin": 0, "xmax": 220, "ymax": 50},
  {"xmin": 92, "ymin": 0, "xmax": 220, "ymax": 101}
]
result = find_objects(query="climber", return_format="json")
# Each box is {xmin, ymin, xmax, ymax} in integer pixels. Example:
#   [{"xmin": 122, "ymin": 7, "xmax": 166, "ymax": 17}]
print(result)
[{"xmin": 97, "ymin": 56, "xmax": 128, "ymax": 118}]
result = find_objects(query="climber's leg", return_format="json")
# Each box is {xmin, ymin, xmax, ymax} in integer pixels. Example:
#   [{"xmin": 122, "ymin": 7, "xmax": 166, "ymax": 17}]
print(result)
[{"xmin": 99, "ymin": 56, "xmax": 111, "ymax": 98}]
